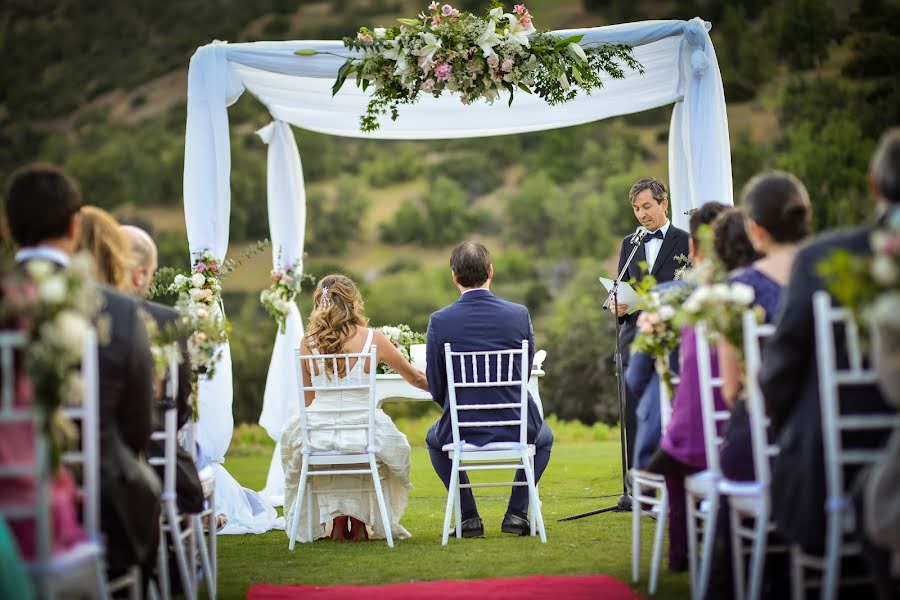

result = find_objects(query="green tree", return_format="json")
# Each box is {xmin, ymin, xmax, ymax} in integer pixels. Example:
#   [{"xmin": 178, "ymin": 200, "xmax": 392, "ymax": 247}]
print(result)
[
  {"xmin": 716, "ymin": 5, "xmax": 775, "ymax": 101},
  {"xmin": 774, "ymin": 0, "xmax": 837, "ymax": 70},
  {"xmin": 306, "ymin": 176, "xmax": 371, "ymax": 255},
  {"xmin": 505, "ymin": 171, "xmax": 556, "ymax": 252}
]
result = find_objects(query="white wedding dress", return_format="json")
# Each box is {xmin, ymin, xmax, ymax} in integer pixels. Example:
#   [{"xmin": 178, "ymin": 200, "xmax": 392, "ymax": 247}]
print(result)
[{"xmin": 280, "ymin": 329, "xmax": 413, "ymax": 542}]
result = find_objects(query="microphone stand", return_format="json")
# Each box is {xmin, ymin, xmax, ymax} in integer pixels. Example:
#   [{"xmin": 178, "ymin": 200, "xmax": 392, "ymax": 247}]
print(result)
[{"xmin": 560, "ymin": 228, "xmax": 646, "ymax": 520}]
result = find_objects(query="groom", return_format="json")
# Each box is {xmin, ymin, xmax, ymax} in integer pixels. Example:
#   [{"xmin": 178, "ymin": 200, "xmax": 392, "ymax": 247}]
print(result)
[{"xmin": 425, "ymin": 241, "xmax": 553, "ymax": 537}]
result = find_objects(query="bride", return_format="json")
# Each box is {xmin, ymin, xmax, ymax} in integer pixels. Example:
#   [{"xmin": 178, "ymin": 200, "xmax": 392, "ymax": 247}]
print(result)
[{"xmin": 281, "ymin": 274, "xmax": 428, "ymax": 542}]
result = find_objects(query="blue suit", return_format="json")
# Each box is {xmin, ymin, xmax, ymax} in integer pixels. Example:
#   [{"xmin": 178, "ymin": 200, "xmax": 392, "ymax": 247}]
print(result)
[{"xmin": 425, "ymin": 288, "xmax": 553, "ymax": 519}]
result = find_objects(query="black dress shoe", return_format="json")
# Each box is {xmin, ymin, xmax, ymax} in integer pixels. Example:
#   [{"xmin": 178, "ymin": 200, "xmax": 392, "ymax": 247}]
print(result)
[
  {"xmin": 448, "ymin": 516, "xmax": 484, "ymax": 538},
  {"xmin": 501, "ymin": 513, "xmax": 530, "ymax": 536}
]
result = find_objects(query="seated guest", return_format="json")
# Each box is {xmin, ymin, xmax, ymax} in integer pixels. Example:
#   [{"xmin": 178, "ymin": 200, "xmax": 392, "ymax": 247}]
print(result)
[
  {"xmin": 281, "ymin": 274, "xmax": 427, "ymax": 542},
  {"xmin": 120, "ymin": 224, "xmax": 204, "ymax": 517},
  {"xmin": 759, "ymin": 130, "xmax": 898, "ymax": 570},
  {"xmin": 4, "ymin": 165, "xmax": 160, "ymax": 579},
  {"xmin": 644, "ymin": 201, "xmax": 728, "ymax": 571},
  {"xmin": 76, "ymin": 206, "xmax": 132, "ymax": 292},
  {"xmin": 626, "ymin": 351, "xmax": 665, "ymax": 470},
  {"xmin": 706, "ymin": 174, "xmax": 811, "ymax": 599},
  {"xmin": 425, "ymin": 241, "xmax": 553, "ymax": 538}
]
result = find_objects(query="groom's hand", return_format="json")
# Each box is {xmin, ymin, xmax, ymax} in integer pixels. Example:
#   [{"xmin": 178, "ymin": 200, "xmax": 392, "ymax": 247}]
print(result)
[{"xmin": 609, "ymin": 303, "xmax": 628, "ymax": 317}]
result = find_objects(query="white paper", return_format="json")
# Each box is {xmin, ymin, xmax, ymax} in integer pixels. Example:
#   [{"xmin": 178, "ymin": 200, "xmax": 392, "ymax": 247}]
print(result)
[{"xmin": 599, "ymin": 277, "xmax": 642, "ymax": 315}]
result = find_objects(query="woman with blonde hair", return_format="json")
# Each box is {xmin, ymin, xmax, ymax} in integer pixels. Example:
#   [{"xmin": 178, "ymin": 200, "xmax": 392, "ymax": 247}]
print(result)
[
  {"xmin": 76, "ymin": 206, "xmax": 131, "ymax": 290},
  {"xmin": 281, "ymin": 274, "xmax": 427, "ymax": 543}
]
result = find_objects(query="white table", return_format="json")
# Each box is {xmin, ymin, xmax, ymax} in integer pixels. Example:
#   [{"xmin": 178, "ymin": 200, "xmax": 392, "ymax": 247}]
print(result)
[{"xmin": 375, "ymin": 369, "xmax": 545, "ymax": 417}]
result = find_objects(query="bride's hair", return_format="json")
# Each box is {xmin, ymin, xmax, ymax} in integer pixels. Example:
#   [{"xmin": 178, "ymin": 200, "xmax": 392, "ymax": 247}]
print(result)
[{"xmin": 305, "ymin": 274, "xmax": 368, "ymax": 375}]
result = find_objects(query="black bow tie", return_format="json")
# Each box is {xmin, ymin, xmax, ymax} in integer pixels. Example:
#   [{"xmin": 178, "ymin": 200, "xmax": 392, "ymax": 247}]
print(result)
[{"xmin": 644, "ymin": 230, "xmax": 664, "ymax": 241}]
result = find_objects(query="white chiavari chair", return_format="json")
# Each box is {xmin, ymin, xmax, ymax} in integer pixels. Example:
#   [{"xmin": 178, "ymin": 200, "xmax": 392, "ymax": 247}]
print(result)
[
  {"xmin": 686, "ymin": 322, "xmax": 730, "ymax": 600},
  {"xmin": 789, "ymin": 291, "xmax": 900, "ymax": 600},
  {"xmin": 630, "ymin": 372, "xmax": 678, "ymax": 595},
  {"xmin": 441, "ymin": 340, "xmax": 546, "ymax": 545},
  {"xmin": 288, "ymin": 344, "xmax": 395, "ymax": 549}
]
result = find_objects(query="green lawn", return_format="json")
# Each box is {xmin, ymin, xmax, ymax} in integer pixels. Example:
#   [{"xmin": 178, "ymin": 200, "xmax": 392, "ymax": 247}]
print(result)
[{"xmin": 215, "ymin": 440, "xmax": 691, "ymax": 599}]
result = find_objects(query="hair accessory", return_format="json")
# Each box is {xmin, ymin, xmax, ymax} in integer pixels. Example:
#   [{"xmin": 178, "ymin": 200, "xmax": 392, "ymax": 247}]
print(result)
[{"xmin": 319, "ymin": 286, "xmax": 333, "ymax": 309}]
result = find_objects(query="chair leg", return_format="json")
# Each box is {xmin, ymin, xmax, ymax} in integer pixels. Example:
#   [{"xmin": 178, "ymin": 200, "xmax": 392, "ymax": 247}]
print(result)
[
  {"xmin": 822, "ymin": 513, "xmax": 841, "ymax": 600},
  {"xmin": 442, "ymin": 453, "xmax": 460, "ymax": 546},
  {"xmin": 94, "ymin": 555, "xmax": 110, "ymax": 600},
  {"xmin": 698, "ymin": 493, "xmax": 719, "ymax": 600},
  {"xmin": 288, "ymin": 457, "xmax": 309, "ymax": 550},
  {"xmin": 193, "ymin": 515, "xmax": 214, "ymax": 600},
  {"xmin": 650, "ymin": 490, "xmax": 668, "ymax": 595},
  {"xmin": 529, "ymin": 456, "xmax": 537, "ymax": 537},
  {"xmin": 369, "ymin": 455, "xmax": 394, "ymax": 548},
  {"xmin": 521, "ymin": 455, "xmax": 546, "ymax": 543},
  {"xmin": 790, "ymin": 545, "xmax": 805, "ymax": 600},
  {"xmin": 208, "ymin": 490, "xmax": 217, "ymax": 595},
  {"xmin": 730, "ymin": 505, "xmax": 746, "ymax": 600},
  {"xmin": 632, "ymin": 481, "xmax": 642, "ymax": 583},
  {"xmin": 747, "ymin": 506, "xmax": 768, "ymax": 600},
  {"xmin": 157, "ymin": 520, "xmax": 172, "ymax": 600},
  {"xmin": 166, "ymin": 502, "xmax": 196, "ymax": 600},
  {"xmin": 305, "ymin": 483, "xmax": 314, "ymax": 546},
  {"xmin": 687, "ymin": 491, "xmax": 700, "ymax": 598}
]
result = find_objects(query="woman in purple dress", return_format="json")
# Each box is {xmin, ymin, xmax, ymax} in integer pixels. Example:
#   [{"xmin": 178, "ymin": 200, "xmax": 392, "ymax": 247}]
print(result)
[{"xmin": 707, "ymin": 172, "xmax": 812, "ymax": 600}]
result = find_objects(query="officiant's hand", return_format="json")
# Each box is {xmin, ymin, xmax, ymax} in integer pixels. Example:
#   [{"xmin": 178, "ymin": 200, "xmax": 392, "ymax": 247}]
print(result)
[{"xmin": 609, "ymin": 303, "xmax": 628, "ymax": 317}]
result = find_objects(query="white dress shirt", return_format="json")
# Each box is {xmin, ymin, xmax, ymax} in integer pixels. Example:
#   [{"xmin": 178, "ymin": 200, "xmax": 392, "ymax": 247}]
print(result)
[
  {"xmin": 15, "ymin": 245, "xmax": 70, "ymax": 267},
  {"xmin": 644, "ymin": 220, "xmax": 670, "ymax": 273}
]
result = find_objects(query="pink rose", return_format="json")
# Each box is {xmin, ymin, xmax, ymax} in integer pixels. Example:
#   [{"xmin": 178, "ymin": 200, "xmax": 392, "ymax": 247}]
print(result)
[
  {"xmin": 441, "ymin": 4, "xmax": 453, "ymax": 16},
  {"xmin": 501, "ymin": 57, "xmax": 514, "ymax": 72},
  {"xmin": 514, "ymin": 4, "xmax": 527, "ymax": 15},
  {"xmin": 486, "ymin": 55, "xmax": 499, "ymax": 70},
  {"xmin": 434, "ymin": 62, "xmax": 452, "ymax": 81},
  {"xmin": 272, "ymin": 272, "xmax": 282, "ymax": 282},
  {"xmin": 282, "ymin": 275, "xmax": 293, "ymax": 285},
  {"xmin": 421, "ymin": 78, "xmax": 436, "ymax": 92},
  {"xmin": 357, "ymin": 32, "xmax": 373, "ymax": 42},
  {"xmin": 209, "ymin": 262, "xmax": 220, "ymax": 273}
]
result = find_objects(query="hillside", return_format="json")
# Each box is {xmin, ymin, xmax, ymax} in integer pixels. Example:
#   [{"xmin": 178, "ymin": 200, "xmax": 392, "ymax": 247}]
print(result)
[{"xmin": 3, "ymin": 0, "xmax": 898, "ymax": 425}]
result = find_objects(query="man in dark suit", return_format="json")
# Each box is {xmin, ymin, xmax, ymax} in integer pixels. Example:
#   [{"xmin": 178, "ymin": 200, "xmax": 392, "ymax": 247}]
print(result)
[
  {"xmin": 121, "ymin": 224, "xmax": 204, "ymax": 515},
  {"xmin": 425, "ymin": 241, "xmax": 553, "ymax": 538},
  {"xmin": 759, "ymin": 129, "xmax": 899, "ymax": 554},
  {"xmin": 610, "ymin": 178, "xmax": 690, "ymax": 470},
  {"xmin": 5, "ymin": 164, "xmax": 160, "ymax": 578}
]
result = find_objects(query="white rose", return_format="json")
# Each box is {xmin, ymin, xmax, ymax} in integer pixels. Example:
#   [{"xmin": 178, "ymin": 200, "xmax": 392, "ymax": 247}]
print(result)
[
  {"xmin": 196, "ymin": 306, "xmax": 210, "ymax": 319},
  {"xmin": 55, "ymin": 310, "xmax": 88, "ymax": 357},
  {"xmin": 25, "ymin": 260, "xmax": 54, "ymax": 280},
  {"xmin": 191, "ymin": 273, "xmax": 206, "ymax": 288},
  {"xmin": 39, "ymin": 275, "xmax": 67, "ymax": 304},
  {"xmin": 659, "ymin": 305, "xmax": 676, "ymax": 320},
  {"xmin": 872, "ymin": 291, "xmax": 900, "ymax": 330},
  {"xmin": 731, "ymin": 283, "xmax": 755, "ymax": 306},
  {"xmin": 871, "ymin": 255, "xmax": 899, "ymax": 286},
  {"xmin": 373, "ymin": 27, "xmax": 386, "ymax": 39},
  {"xmin": 174, "ymin": 274, "xmax": 188, "ymax": 287}
]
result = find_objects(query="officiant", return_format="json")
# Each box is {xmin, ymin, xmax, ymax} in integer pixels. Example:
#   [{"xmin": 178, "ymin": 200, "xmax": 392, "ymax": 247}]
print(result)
[{"xmin": 609, "ymin": 177, "xmax": 690, "ymax": 469}]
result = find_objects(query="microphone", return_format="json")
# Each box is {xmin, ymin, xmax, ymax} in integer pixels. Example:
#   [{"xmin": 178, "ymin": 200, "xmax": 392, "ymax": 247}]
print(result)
[{"xmin": 630, "ymin": 226, "xmax": 649, "ymax": 245}]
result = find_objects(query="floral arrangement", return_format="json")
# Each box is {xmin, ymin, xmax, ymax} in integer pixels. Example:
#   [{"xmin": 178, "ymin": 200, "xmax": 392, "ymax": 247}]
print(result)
[
  {"xmin": 630, "ymin": 284, "xmax": 692, "ymax": 397},
  {"xmin": 0, "ymin": 255, "xmax": 103, "ymax": 468},
  {"xmin": 376, "ymin": 324, "xmax": 426, "ymax": 374},
  {"xmin": 300, "ymin": 2, "xmax": 643, "ymax": 132},
  {"xmin": 819, "ymin": 209, "xmax": 900, "ymax": 354},
  {"xmin": 168, "ymin": 250, "xmax": 223, "ymax": 307},
  {"xmin": 680, "ymin": 282, "xmax": 765, "ymax": 357},
  {"xmin": 260, "ymin": 261, "xmax": 315, "ymax": 333}
]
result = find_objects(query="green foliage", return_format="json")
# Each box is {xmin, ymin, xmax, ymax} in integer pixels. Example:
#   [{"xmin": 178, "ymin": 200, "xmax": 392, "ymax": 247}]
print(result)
[
  {"xmin": 364, "ymin": 267, "xmax": 458, "ymax": 333},
  {"xmin": 842, "ymin": 32, "xmax": 900, "ymax": 80},
  {"xmin": 428, "ymin": 151, "xmax": 503, "ymax": 200},
  {"xmin": 380, "ymin": 177, "xmax": 493, "ymax": 246},
  {"xmin": 226, "ymin": 293, "xmax": 278, "ymax": 425},
  {"xmin": 541, "ymin": 259, "xmax": 620, "ymax": 425},
  {"xmin": 776, "ymin": 118, "xmax": 874, "ymax": 231},
  {"xmin": 730, "ymin": 131, "xmax": 770, "ymax": 195},
  {"xmin": 360, "ymin": 145, "xmax": 425, "ymax": 187},
  {"xmin": 716, "ymin": 5, "xmax": 775, "ymax": 101},
  {"xmin": 306, "ymin": 177, "xmax": 371, "ymax": 255},
  {"xmin": 773, "ymin": 0, "xmax": 837, "ymax": 70}
]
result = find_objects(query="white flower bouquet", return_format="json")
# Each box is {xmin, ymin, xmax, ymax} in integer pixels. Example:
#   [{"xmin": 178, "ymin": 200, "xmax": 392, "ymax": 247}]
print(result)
[
  {"xmin": 681, "ymin": 281, "xmax": 764, "ymax": 357},
  {"xmin": 260, "ymin": 261, "xmax": 307, "ymax": 334},
  {"xmin": 298, "ymin": 2, "xmax": 643, "ymax": 132},
  {"xmin": 377, "ymin": 324, "xmax": 426, "ymax": 374}
]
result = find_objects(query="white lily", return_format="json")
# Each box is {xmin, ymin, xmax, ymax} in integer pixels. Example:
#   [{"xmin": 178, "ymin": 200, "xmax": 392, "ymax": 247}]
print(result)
[
  {"xmin": 382, "ymin": 39, "xmax": 401, "ymax": 61},
  {"xmin": 373, "ymin": 27, "xmax": 387, "ymax": 40},
  {"xmin": 504, "ymin": 14, "xmax": 535, "ymax": 47},
  {"xmin": 558, "ymin": 72, "xmax": 570, "ymax": 91},
  {"xmin": 488, "ymin": 7, "xmax": 503, "ymax": 22},
  {"xmin": 412, "ymin": 32, "xmax": 442, "ymax": 70},
  {"xmin": 475, "ymin": 20, "xmax": 502, "ymax": 58},
  {"xmin": 568, "ymin": 42, "xmax": 588, "ymax": 64}
]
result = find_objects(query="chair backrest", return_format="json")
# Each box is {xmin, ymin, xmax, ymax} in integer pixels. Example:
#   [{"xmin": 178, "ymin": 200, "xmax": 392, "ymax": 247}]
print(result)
[
  {"xmin": 293, "ymin": 344, "xmax": 378, "ymax": 453},
  {"xmin": 443, "ymin": 340, "xmax": 530, "ymax": 447},
  {"xmin": 741, "ymin": 311, "xmax": 777, "ymax": 487},
  {"xmin": 0, "ymin": 327, "xmax": 101, "ymax": 558},
  {"xmin": 149, "ymin": 347, "xmax": 181, "ymax": 499},
  {"xmin": 694, "ymin": 323, "xmax": 728, "ymax": 473},
  {"xmin": 812, "ymin": 291, "xmax": 899, "ymax": 515}
]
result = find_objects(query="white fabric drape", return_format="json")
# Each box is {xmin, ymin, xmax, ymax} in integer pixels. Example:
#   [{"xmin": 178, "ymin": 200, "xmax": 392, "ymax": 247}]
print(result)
[
  {"xmin": 183, "ymin": 17, "xmax": 733, "ymax": 530},
  {"xmin": 256, "ymin": 120, "xmax": 307, "ymax": 505}
]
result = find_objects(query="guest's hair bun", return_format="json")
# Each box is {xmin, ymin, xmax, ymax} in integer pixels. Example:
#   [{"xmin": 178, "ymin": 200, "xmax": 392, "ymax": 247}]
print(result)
[{"xmin": 741, "ymin": 171, "xmax": 811, "ymax": 243}]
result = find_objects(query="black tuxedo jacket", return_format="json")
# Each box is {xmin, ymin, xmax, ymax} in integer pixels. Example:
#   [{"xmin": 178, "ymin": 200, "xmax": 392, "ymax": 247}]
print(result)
[
  {"xmin": 759, "ymin": 226, "xmax": 892, "ymax": 551},
  {"xmin": 615, "ymin": 224, "xmax": 690, "ymax": 361},
  {"xmin": 425, "ymin": 289, "xmax": 541, "ymax": 447},
  {"xmin": 141, "ymin": 300, "xmax": 204, "ymax": 514}
]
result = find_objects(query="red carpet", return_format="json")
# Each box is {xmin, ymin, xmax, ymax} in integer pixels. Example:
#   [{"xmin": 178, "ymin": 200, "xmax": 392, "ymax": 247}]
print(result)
[{"xmin": 246, "ymin": 574, "xmax": 643, "ymax": 599}]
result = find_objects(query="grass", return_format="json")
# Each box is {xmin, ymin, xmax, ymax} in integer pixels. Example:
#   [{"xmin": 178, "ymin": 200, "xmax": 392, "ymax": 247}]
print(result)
[{"xmin": 215, "ymin": 434, "xmax": 692, "ymax": 599}]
